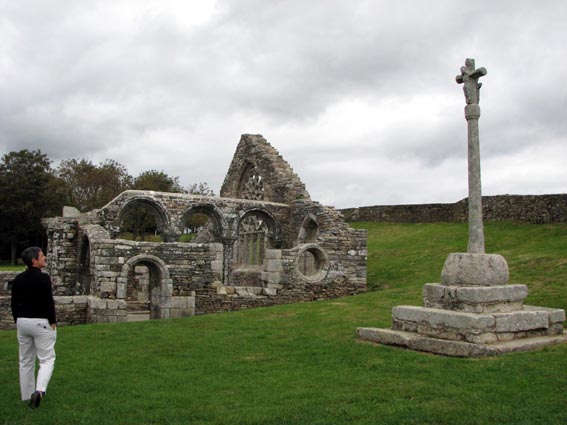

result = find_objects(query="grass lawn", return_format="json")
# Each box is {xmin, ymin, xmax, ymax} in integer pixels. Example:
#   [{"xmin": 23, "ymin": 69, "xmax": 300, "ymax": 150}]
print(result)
[
  {"xmin": 0, "ymin": 263, "xmax": 25, "ymax": 272},
  {"xmin": 0, "ymin": 222, "xmax": 566, "ymax": 424}
]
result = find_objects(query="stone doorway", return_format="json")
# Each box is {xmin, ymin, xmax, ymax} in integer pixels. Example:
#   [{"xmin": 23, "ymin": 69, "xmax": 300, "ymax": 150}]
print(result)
[{"xmin": 118, "ymin": 255, "xmax": 173, "ymax": 322}]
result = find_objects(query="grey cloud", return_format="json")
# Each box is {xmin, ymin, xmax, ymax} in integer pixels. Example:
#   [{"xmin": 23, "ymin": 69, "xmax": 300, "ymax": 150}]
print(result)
[{"xmin": 0, "ymin": 0, "xmax": 565, "ymax": 206}]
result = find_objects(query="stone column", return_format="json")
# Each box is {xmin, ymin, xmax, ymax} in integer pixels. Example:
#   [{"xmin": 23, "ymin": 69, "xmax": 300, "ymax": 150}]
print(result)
[
  {"xmin": 465, "ymin": 103, "xmax": 484, "ymax": 253},
  {"xmin": 456, "ymin": 58, "xmax": 487, "ymax": 254}
]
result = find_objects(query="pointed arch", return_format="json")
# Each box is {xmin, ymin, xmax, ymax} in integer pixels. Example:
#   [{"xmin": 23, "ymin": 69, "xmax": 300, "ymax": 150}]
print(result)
[
  {"xmin": 236, "ymin": 161, "xmax": 265, "ymax": 201},
  {"xmin": 298, "ymin": 214, "xmax": 319, "ymax": 243},
  {"xmin": 235, "ymin": 208, "xmax": 279, "ymax": 266}
]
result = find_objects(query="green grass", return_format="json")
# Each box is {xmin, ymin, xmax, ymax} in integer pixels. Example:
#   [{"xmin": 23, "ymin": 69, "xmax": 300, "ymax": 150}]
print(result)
[
  {"xmin": 117, "ymin": 232, "xmax": 163, "ymax": 243},
  {"xmin": 0, "ymin": 262, "xmax": 25, "ymax": 272},
  {"xmin": 1, "ymin": 222, "xmax": 566, "ymax": 424}
]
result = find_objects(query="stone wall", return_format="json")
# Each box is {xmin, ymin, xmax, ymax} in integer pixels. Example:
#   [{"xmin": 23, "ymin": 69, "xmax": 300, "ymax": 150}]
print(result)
[
  {"xmin": 0, "ymin": 270, "xmax": 90, "ymax": 330},
  {"xmin": 0, "ymin": 272, "xmax": 17, "ymax": 329},
  {"xmin": 340, "ymin": 194, "xmax": 567, "ymax": 224},
  {"xmin": 1, "ymin": 273, "xmax": 89, "ymax": 329}
]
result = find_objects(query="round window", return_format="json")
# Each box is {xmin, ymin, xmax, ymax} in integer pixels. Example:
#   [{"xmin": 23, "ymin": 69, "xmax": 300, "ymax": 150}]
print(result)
[{"xmin": 296, "ymin": 245, "xmax": 328, "ymax": 281}]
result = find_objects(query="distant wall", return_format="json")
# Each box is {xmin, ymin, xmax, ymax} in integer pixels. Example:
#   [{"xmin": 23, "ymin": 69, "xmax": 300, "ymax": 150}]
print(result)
[{"xmin": 340, "ymin": 194, "xmax": 567, "ymax": 224}]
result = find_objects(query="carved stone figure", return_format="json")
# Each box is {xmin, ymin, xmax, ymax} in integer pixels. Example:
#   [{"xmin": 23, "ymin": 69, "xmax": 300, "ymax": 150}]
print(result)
[{"xmin": 456, "ymin": 58, "xmax": 487, "ymax": 105}]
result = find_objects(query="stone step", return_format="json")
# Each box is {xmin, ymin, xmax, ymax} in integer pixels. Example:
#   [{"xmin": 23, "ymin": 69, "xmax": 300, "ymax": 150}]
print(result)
[
  {"xmin": 127, "ymin": 311, "xmax": 150, "ymax": 322},
  {"xmin": 422, "ymin": 283, "xmax": 528, "ymax": 313},
  {"xmin": 391, "ymin": 305, "xmax": 565, "ymax": 344},
  {"xmin": 357, "ymin": 327, "xmax": 567, "ymax": 357}
]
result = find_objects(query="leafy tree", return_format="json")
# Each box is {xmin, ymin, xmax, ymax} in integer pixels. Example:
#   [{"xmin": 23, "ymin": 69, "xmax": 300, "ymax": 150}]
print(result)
[
  {"xmin": 0, "ymin": 150, "xmax": 53, "ymax": 264},
  {"xmin": 56, "ymin": 158, "xmax": 133, "ymax": 211},
  {"xmin": 134, "ymin": 170, "xmax": 186, "ymax": 193},
  {"xmin": 45, "ymin": 174, "xmax": 70, "ymax": 217}
]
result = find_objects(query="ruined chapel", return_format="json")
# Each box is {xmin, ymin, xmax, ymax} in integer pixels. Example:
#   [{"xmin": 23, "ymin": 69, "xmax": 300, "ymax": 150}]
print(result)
[{"xmin": 42, "ymin": 134, "xmax": 367, "ymax": 324}]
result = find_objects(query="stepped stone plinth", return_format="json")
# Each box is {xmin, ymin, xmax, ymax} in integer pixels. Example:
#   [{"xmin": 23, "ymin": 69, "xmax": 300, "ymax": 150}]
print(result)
[
  {"xmin": 358, "ymin": 252, "xmax": 566, "ymax": 356},
  {"xmin": 357, "ymin": 59, "xmax": 566, "ymax": 357}
]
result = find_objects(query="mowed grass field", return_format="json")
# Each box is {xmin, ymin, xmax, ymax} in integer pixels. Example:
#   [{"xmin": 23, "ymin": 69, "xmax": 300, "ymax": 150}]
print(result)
[{"xmin": 1, "ymin": 222, "xmax": 566, "ymax": 425}]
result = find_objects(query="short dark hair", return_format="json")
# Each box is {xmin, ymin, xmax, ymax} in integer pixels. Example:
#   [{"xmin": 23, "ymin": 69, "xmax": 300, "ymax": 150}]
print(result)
[{"xmin": 21, "ymin": 247, "xmax": 43, "ymax": 267}]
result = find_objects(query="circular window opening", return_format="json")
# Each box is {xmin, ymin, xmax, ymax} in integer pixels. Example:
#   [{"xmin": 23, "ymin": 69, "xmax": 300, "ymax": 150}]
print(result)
[{"xmin": 297, "ymin": 246, "xmax": 328, "ymax": 281}]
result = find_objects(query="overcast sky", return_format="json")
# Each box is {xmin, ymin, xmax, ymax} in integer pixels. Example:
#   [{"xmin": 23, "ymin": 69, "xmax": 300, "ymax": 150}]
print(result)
[{"xmin": 1, "ymin": 0, "xmax": 565, "ymax": 208}]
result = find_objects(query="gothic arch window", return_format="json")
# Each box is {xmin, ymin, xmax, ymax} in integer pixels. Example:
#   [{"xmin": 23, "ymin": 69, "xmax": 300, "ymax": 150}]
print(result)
[
  {"xmin": 298, "ymin": 216, "xmax": 319, "ymax": 243},
  {"xmin": 237, "ymin": 163, "xmax": 264, "ymax": 201},
  {"xmin": 237, "ymin": 212, "xmax": 274, "ymax": 266}
]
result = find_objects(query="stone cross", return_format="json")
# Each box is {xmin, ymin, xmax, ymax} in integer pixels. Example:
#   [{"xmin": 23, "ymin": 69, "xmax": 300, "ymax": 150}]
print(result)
[{"xmin": 456, "ymin": 58, "xmax": 487, "ymax": 254}]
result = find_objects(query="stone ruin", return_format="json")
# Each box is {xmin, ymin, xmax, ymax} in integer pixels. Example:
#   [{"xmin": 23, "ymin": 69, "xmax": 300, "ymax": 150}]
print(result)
[
  {"xmin": 358, "ymin": 59, "xmax": 567, "ymax": 356},
  {"xmin": 40, "ymin": 134, "xmax": 367, "ymax": 324}
]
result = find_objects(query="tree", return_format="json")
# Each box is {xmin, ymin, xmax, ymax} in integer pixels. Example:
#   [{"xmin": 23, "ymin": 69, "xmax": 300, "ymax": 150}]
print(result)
[
  {"xmin": 187, "ymin": 182, "xmax": 215, "ymax": 196},
  {"xmin": 134, "ymin": 170, "xmax": 186, "ymax": 193},
  {"xmin": 0, "ymin": 150, "xmax": 53, "ymax": 264},
  {"xmin": 56, "ymin": 158, "xmax": 133, "ymax": 211},
  {"xmin": 44, "ymin": 174, "xmax": 70, "ymax": 217}
]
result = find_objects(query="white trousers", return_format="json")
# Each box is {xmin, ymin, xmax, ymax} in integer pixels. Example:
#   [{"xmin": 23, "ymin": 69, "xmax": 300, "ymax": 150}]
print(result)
[{"xmin": 16, "ymin": 318, "xmax": 57, "ymax": 401}]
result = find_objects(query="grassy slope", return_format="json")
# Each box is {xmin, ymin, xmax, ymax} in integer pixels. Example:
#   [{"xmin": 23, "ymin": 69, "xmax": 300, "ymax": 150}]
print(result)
[
  {"xmin": 0, "ymin": 222, "xmax": 565, "ymax": 425},
  {"xmin": 357, "ymin": 222, "xmax": 567, "ymax": 310}
]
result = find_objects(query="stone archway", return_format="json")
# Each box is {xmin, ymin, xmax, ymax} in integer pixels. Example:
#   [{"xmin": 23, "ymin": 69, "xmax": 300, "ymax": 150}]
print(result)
[
  {"xmin": 117, "ymin": 197, "xmax": 173, "ymax": 241},
  {"xmin": 179, "ymin": 204, "xmax": 224, "ymax": 243},
  {"xmin": 117, "ymin": 255, "xmax": 173, "ymax": 321}
]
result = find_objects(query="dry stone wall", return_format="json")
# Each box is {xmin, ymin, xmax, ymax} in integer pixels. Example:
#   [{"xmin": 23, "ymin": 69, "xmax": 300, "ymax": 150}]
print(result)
[{"xmin": 341, "ymin": 194, "xmax": 567, "ymax": 224}]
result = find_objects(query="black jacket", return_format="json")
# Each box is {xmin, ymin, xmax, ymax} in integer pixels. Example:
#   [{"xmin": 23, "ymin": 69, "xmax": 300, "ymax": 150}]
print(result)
[{"xmin": 11, "ymin": 267, "xmax": 57, "ymax": 325}]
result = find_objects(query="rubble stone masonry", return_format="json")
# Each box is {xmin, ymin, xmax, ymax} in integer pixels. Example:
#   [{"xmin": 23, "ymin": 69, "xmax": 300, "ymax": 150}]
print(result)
[{"xmin": 340, "ymin": 194, "xmax": 567, "ymax": 224}]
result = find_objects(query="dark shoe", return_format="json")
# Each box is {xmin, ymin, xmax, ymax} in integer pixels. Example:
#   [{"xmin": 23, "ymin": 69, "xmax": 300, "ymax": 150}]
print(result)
[{"xmin": 29, "ymin": 391, "xmax": 41, "ymax": 409}]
